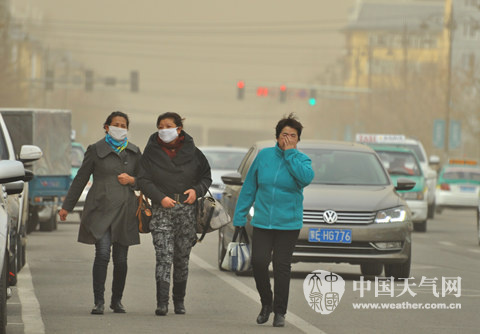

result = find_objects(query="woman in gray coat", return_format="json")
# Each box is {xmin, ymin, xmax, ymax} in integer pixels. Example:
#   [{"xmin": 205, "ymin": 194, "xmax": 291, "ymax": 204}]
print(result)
[{"xmin": 59, "ymin": 111, "xmax": 142, "ymax": 315}]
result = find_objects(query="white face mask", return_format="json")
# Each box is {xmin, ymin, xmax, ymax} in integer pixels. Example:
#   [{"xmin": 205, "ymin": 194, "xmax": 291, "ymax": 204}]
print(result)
[
  {"xmin": 108, "ymin": 126, "xmax": 128, "ymax": 141},
  {"xmin": 158, "ymin": 128, "xmax": 178, "ymax": 143}
]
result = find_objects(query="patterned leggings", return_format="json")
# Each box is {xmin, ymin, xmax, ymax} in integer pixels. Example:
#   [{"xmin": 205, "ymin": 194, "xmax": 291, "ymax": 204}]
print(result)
[{"xmin": 150, "ymin": 203, "xmax": 197, "ymax": 283}]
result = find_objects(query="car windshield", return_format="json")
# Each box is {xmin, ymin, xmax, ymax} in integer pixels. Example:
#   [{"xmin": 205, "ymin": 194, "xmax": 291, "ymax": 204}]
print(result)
[
  {"xmin": 301, "ymin": 148, "xmax": 389, "ymax": 185},
  {"xmin": 443, "ymin": 168, "xmax": 480, "ymax": 181},
  {"xmin": 376, "ymin": 143, "xmax": 425, "ymax": 163},
  {"xmin": 376, "ymin": 151, "xmax": 422, "ymax": 176},
  {"xmin": 71, "ymin": 145, "xmax": 84, "ymax": 168},
  {"xmin": 203, "ymin": 150, "xmax": 246, "ymax": 170}
]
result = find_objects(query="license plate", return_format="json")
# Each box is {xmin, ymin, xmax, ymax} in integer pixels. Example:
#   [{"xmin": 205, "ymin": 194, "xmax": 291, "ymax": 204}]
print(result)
[
  {"xmin": 308, "ymin": 228, "xmax": 352, "ymax": 243},
  {"xmin": 460, "ymin": 186, "xmax": 476, "ymax": 193}
]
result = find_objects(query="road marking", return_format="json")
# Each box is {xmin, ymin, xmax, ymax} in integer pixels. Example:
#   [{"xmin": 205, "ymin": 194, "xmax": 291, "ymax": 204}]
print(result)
[
  {"xmin": 468, "ymin": 248, "xmax": 480, "ymax": 253},
  {"xmin": 438, "ymin": 241, "xmax": 455, "ymax": 247},
  {"xmin": 190, "ymin": 253, "xmax": 326, "ymax": 334},
  {"xmin": 17, "ymin": 262, "xmax": 45, "ymax": 334}
]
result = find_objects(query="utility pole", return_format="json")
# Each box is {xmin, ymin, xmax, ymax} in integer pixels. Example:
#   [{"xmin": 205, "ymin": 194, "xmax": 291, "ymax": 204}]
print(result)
[
  {"xmin": 444, "ymin": 0, "xmax": 454, "ymax": 157},
  {"xmin": 402, "ymin": 20, "xmax": 408, "ymax": 116}
]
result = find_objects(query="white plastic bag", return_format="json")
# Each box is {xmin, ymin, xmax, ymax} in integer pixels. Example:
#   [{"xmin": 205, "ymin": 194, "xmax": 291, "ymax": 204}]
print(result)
[{"xmin": 221, "ymin": 227, "xmax": 251, "ymax": 272}]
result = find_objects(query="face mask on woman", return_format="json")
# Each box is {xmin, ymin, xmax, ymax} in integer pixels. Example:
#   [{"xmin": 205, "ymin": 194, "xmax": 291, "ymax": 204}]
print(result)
[
  {"xmin": 108, "ymin": 126, "xmax": 128, "ymax": 141},
  {"xmin": 158, "ymin": 128, "xmax": 178, "ymax": 143}
]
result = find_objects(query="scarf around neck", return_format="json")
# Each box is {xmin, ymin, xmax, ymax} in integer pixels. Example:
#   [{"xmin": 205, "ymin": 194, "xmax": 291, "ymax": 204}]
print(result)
[
  {"xmin": 156, "ymin": 135, "xmax": 185, "ymax": 158},
  {"xmin": 105, "ymin": 133, "xmax": 128, "ymax": 153}
]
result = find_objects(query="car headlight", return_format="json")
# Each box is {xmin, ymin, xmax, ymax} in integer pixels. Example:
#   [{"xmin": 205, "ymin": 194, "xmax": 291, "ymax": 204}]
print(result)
[{"xmin": 375, "ymin": 207, "xmax": 407, "ymax": 223}]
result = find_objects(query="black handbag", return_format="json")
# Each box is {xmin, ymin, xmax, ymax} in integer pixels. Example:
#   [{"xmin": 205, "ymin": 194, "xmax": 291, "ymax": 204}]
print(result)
[{"xmin": 136, "ymin": 192, "xmax": 152, "ymax": 233}]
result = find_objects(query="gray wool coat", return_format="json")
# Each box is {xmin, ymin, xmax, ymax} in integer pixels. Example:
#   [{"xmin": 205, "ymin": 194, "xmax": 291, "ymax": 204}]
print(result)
[{"xmin": 62, "ymin": 138, "xmax": 142, "ymax": 245}]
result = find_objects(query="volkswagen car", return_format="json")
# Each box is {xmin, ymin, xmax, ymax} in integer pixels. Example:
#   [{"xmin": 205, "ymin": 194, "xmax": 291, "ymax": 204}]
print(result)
[{"xmin": 218, "ymin": 140, "xmax": 415, "ymax": 279}]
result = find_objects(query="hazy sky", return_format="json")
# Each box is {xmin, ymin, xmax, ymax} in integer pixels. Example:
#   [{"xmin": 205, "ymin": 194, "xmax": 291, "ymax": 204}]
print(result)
[{"xmin": 10, "ymin": 0, "xmax": 357, "ymax": 145}]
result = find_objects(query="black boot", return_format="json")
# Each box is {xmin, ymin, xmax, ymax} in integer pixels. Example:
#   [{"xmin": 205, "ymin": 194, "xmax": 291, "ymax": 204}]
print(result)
[
  {"xmin": 111, "ymin": 259, "xmax": 127, "ymax": 313},
  {"xmin": 273, "ymin": 313, "xmax": 285, "ymax": 327},
  {"xmin": 256, "ymin": 304, "xmax": 272, "ymax": 324},
  {"xmin": 155, "ymin": 280, "xmax": 170, "ymax": 316},
  {"xmin": 91, "ymin": 303, "xmax": 104, "ymax": 315},
  {"xmin": 110, "ymin": 300, "xmax": 126, "ymax": 313},
  {"xmin": 173, "ymin": 281, "xmax": 187, "ymax": 315}
]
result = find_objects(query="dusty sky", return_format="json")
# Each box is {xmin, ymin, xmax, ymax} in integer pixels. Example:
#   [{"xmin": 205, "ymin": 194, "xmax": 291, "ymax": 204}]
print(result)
[{"xmin": 10, "ymin": 0, "xmax": 357, "ymax": 146}]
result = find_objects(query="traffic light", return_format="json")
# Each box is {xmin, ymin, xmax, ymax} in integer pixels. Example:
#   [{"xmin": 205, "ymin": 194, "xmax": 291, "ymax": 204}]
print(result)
[
  {"xmin": 237, "ymin": 80, "xmax": 245, "ymax": 100},
  {"xmin": 279, "ymin": 85, "xmax": 287, "ymax": 103},
  {"xmin": 85, "ymin": 70, "xmax": 94, "ymax": 92},
  {"xmin": 130, "ymin": 71, "xmax": 139, "ymax": 92},
  {"xmin": 45, "ymin": 69, "xmax": 54, "ymax": 91},
  {"xmin": 257, "ymin": 87, "xmax": 268, "ymax": 97},
  {"xmin": 309, "ymin": 89, "xmax": 317, "ymax": 106}
]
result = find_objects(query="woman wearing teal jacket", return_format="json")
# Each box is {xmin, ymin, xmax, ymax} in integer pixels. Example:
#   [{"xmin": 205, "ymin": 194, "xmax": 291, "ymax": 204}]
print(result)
[{"xmin": 233, "ymin": 114, "xmax": 314, "ymax": 328}]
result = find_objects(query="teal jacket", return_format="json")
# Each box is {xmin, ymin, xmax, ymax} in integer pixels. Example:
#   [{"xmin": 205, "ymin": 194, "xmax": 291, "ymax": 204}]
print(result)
[{"xmin": 233, "ymin": 144, "xmax": 314, "ymax": 230}]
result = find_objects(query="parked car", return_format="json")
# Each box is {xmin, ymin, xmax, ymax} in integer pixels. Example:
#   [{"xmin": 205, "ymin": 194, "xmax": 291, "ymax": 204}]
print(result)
[
  {"xmin": 199, "ymin": 146, "xmax": 248, "ymax": 200},
  {"xmin": 219, "ymin": 140, "xmax": 415, "ymax": 279},
  {"xmin": 435, "ymin": 159, "xmax": 480, "ymax": 214},
  {"xmin": 0, "ymin": 109, "xmax": 72, "ymax": 233},
  {"xmin": 356, "ymin": 134, "xmax": 439, "ymax": 219},
  {"xmin": 0, "ymin": 159, "xmax": 30, "ymax": 333},
  {"xmin": 371, "ymin": 145, "xmax": 428, "ymax": 232},
  {"xmin": 0, "ymin": 113, "xmax": 42, "ymax": 287},
  {"xmin": 70, "ymin": 141, "xmax": 91, "ymax": 217}
]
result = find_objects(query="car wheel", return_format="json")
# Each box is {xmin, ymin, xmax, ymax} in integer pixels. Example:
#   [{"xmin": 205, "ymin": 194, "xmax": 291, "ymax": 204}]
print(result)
[
  {"xmin": 0, "ymin": 254, "xmax": 7, "ymax": 334},
  {"xmin": 413, "ymin": 220, "xmax": 427, "ymax": 232},
  {"xmin": 9, "ymin": 242, "xmax": 17, "ymax": 287},
  {"xmin": 385, "ymin": 247, "xmax": 411, "ymax": 280},
  {"xmin": 27, "ymin": 206, "xmax": 39, "ymax": 234},
  {"xmin": 218, "ymin": 230, "xmax": 227, "ymax": 271},
  {"xmin": 39, "ymin": 213, "xmax": 55, "ymax": 232},
  {"xmin": 427, "ymin": 202, "xmax": 435, "ymax": 219},
  {"xmin": 360, "ymin": 263, "xmax": 383, "ymax": 276}
]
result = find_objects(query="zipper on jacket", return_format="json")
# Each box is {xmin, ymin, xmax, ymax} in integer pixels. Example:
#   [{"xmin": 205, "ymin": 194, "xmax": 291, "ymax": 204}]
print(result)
[{"xmin": 269, "ymin": 158, "xmax": 282, "ymax": 229}]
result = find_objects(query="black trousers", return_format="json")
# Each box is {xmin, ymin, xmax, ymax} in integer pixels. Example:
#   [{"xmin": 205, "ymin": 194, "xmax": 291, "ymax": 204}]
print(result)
[{"xmin": 251, "ymin": 227, "xmax": 300, "ymax": 315}]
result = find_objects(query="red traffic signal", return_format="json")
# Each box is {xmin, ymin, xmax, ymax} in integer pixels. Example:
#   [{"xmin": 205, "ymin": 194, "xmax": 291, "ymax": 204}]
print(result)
[
  {"xmin": 279, "ymin": 85, "xmax": 287, "ymax": 102},
  {"xmin": 237, "ymin": 80, "xmax": 245, "ymax": 100}
]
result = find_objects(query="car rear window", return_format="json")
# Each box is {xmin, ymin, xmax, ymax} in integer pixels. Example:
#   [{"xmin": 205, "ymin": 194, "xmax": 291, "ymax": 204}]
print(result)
[
  {"xmin": 376, "ymin": 151, "xmax": 422, "ymax": 176},
  {"xmin": 302, "ymin": 149, "xmax": 389, "ymax": 186},
  {"xmin": 443, "ymin": 168, "xmax": 480, "ymax": 181}
]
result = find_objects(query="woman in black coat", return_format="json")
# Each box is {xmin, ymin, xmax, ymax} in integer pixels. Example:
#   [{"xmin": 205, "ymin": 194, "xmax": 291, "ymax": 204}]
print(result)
[
  {"xmin": 137, "ymin": 112, "xmax": 211, "ymax": 316},
  {"xmin": 59, "ymin": 111, "xmax": 141, "ymax": 315}
]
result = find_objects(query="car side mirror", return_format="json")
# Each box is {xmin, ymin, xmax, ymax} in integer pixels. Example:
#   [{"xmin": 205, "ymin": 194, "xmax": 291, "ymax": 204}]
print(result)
[
  {"xmin": 5, "ymin": 181, "xmax": 24, "ymax": 195},
  {"xmin": 23, "ymin": 169, "xmax": 34, "ymax": 182},
  {"xmin": 19, "ymin": 145, "xmax": 43, "ymax": 164},
  {"xmin": 221, "ymin": 172, "xmax": 243, "ymax": 186},
  {"xmin": 395, "ymin": 178, "xmax": 416, "ymax": 191},
  {"xmin": 0, "ymin": 160, "xmax": 25, "ymax": 183}
]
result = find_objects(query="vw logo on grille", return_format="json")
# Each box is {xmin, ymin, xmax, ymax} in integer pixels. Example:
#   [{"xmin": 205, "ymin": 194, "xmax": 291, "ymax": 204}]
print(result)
[{"xmin": 323, "ymin": 210, "xmax": 338, "ymax": 224}]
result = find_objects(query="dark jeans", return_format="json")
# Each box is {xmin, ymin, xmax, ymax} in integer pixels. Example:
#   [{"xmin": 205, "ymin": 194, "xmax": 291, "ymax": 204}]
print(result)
[
  {"xmin": 251, "ymin": 227, "xmax": 300, "ymax": 315},
  {"xmin": 92, "ymin": 230, "xmax": 129, "ymax": 304}
]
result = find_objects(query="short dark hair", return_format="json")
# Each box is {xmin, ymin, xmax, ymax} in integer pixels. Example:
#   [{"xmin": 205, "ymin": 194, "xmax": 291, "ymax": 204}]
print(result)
[
  {"xmin": 275, "ymin": 113, "xmax": 303, "ymax": 141},
  {"xmin": 156, "ymin": 112, "xmax": 184, "ymax": 128},
  {"xmin": 104, "ymin": 111, "xmax": 129, "ymax": 131}
]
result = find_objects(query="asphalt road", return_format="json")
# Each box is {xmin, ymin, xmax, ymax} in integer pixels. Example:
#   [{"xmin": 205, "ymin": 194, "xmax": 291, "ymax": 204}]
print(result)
[{"xmin": 6, "ymin": 209, "xmax": 480, "ymax": 334}]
